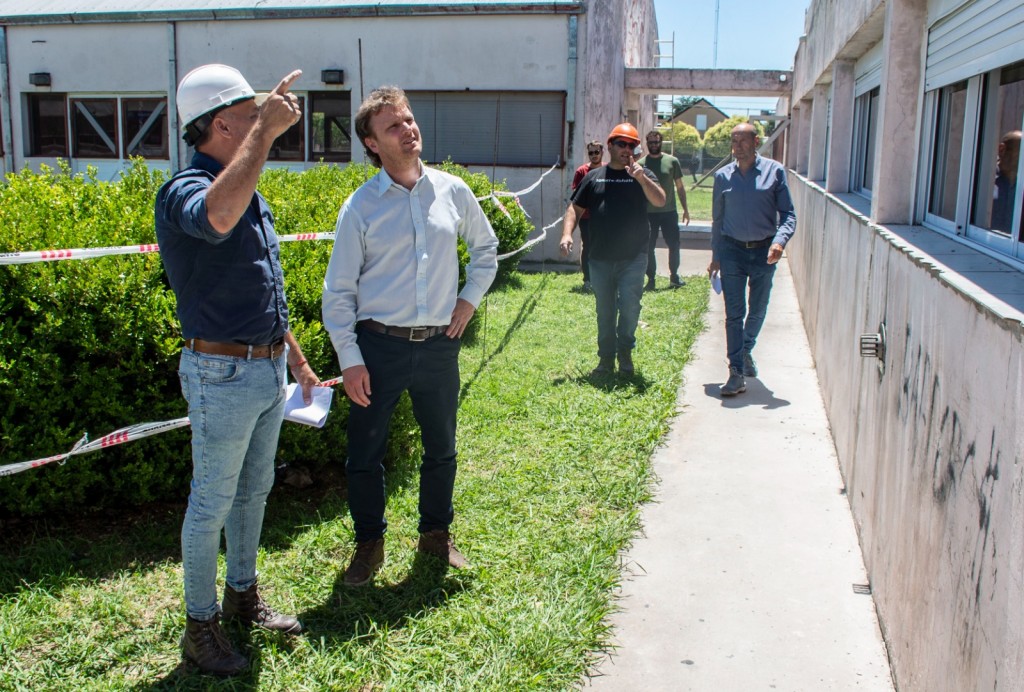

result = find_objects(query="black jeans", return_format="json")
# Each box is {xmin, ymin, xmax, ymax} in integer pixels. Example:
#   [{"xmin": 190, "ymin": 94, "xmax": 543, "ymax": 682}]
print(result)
[
  {"xmin": 646, "ymin": 211, "xmax": 681, "ymax": 281},
  {"xmin": 579, "ymin": 217, "xmax": 592, "ymax": 282},
  {"xmin": 345, "ymin": 328, "xmax": 461, "ymax": 542}
]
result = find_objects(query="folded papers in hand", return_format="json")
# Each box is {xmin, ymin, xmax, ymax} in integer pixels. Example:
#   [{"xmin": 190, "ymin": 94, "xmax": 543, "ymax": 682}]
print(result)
[{"xmin": 283, "ymin": 383, "xmax": 333, "ymax": 428}]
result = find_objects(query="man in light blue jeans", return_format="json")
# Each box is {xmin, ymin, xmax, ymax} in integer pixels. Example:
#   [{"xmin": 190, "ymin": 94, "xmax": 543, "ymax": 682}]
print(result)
[
  {"xmin": 560, "ymin": 122, "xmax": 666, "ymax": 375},
  {"xmin": 156, "ymin": 64, "xmax": 320, "ymax": 676}
]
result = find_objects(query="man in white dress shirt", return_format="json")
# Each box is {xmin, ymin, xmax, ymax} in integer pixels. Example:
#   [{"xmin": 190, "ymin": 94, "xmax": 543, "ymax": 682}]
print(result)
[{"xmin": 322, "ymin": 85, "xmax": 498, "ymax": 586}]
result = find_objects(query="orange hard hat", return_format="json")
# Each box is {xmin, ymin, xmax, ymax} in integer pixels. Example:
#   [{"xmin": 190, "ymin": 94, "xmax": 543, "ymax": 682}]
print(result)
[{"xmin": 607, "ymin": 122, "xmax": 641, "ymax": 144}]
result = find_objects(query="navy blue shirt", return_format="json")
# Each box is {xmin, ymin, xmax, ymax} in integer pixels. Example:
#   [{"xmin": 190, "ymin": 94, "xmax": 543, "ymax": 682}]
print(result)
[
  {"xmin": 711, "ymin": 155, "xmax": 796, "ymax": 262},
  {"xmin": 155, "ymin": 152, "xmax": 288, "ymax": 345}
]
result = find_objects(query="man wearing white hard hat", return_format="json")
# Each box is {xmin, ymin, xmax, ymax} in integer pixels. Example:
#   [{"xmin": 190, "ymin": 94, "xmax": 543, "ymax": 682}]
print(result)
[{"xmin": 155, "ymin": 64, "xmax": 320, "ymax": 676}]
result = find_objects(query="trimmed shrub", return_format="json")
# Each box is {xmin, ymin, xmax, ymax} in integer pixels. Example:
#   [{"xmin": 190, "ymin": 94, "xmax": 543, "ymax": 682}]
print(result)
[
  {"xmin": 703, "ymin": 116, "xmax": 766, "ymax": 161},
  {"xmin": 659, "ymin": 122, "xmax": 702, "ymax": 166},
  {"xmin": 0, "ymin": 159, "xmax": 533, "ymax": 516}
]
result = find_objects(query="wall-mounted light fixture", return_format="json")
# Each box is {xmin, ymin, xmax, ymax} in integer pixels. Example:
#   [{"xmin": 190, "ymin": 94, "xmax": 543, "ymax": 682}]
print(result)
[
  {"xmin": 29, "ymin": 72, "xmax": 52, "ymax": 87},
  {"xmin": 320, "ymin": 69, "xmax": 344, "ymax": 85}
]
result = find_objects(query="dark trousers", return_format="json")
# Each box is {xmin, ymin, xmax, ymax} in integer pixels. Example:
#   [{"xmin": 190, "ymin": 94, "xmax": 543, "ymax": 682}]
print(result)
[
  {"xmin": 579, "ymin": 217, "xmax": 592, "ymax": 282},
  {"xmin": 345, "ymin": 328, "xmax": 461, "ymax": 542},
  {"xmin": 646, "ymin": 211, "xmax": 681, "ymax": 281}
]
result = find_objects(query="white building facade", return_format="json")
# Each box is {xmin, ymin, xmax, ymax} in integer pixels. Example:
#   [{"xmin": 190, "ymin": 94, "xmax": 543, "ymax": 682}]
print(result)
[
  {"xmin": 786, "ymin": 0, "xmax": 1024, "ymax": 689},
  {"xmin": 0, "ymin": 0, "xmax": 660, "ymax": 260}
]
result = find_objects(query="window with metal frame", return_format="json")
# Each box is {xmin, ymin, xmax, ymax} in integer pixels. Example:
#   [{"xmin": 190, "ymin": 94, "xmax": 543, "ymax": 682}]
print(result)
[
  {"xmin": 851, "ymin": 87, "xmax": 880, "ymax": 195},
  {"xmin": 268, "ymin": 96, "xmax": 305, "ymax": 162},
  {"xmin": 926, "ymin": 81, "xmax": 968, "ymax": 224},
  {"xmin": 72, "ymin": 98, "xmax": 119, "ymax": 159},
  {"xmin": 26, "ymin": 93, "xmax": 68, "ymax": 157},
  {"xmin": 309, "ymin": 92, "xmax": 352, "ymax": 162},
  {"xmin": 406, "ymin": 91, "xmax": 565, "ymax": 167},
  {"xmin": 122, "ymin": 98, "xmax": 168, "ymax": 159}
]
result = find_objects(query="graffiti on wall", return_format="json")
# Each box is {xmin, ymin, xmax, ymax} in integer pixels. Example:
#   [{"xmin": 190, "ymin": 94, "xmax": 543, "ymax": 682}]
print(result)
[{"xmin": 896, "ymin": 324, "xmax": 1003, "ymax": 671}]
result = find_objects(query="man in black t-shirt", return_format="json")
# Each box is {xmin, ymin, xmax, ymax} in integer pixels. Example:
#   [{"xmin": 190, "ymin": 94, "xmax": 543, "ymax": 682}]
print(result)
[{"xmin": 560, "ymin": 123, "xmax": 666, "ymax": 375}]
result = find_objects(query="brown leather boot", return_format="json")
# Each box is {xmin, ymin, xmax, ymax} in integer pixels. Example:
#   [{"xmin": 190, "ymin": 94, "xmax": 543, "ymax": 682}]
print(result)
[
  {"xmin": 418, "ymin": 529, "xmax": 470, "ymax": 569},
  {"xmin": 181, "ymin": 613, "xmax": 248, "ymax": 676},
  {"xmin": 343, "ymin": 538, "xmax": 385, "ymax": 586},
  {"xmin": 222, "ymin": 579, "xmax": 302, "ymax": 634}
]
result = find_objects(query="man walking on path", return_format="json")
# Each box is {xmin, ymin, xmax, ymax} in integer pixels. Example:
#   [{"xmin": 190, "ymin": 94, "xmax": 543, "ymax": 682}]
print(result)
[
  {"xmin": 572, "ymin": 140, "xmax": 604, "ymax": 292},
  {"xmin": 707, "ymin": 122, "xmax": 796, "ymax": 396},
  {"xmin": 322, "ymin": 86, "xmax": 498, "ymax": 587},
  {"xmin": 560, "ymin": 123, "xmax": 666, "ymax": 375},
  {"xmin": 639, "ymin": 130, "xmax": 689, "ymax": 290},
  {"xmin": 156, "ymin": 64, "xmax": 320, "ymax": 676}
]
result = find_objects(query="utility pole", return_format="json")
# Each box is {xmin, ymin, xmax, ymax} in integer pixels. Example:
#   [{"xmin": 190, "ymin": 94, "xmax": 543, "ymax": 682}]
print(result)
[{"xmin": 713, "ymin": 0, "xmax": 720, "ymax": 68}]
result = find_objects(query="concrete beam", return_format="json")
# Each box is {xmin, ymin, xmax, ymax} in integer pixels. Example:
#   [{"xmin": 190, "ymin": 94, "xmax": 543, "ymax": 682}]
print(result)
[
  {"xmin": 624, "ymin": 68, "xmax": 793, "ymax": 96},
  {"xmin": 807, "ymin": 84, "xmax": 829, "ymax": 182},
  {"xmin": 826, "ymin": 60, "xmax": 855, "ymax": 193}
]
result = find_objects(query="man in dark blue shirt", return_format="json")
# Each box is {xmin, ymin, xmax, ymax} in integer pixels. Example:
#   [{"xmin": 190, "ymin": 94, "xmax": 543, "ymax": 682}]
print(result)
[
  {"xmin": 708, "ymin": 122, "xmax": 796, "ymax": 396},
  {"xmin": 155, "ymin": 64, "xmax": 319, "ymax": 676}
]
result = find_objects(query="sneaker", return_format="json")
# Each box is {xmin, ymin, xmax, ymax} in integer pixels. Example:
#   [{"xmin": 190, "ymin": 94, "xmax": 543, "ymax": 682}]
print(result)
[
  {"xmin": 742, "ymin": 352, "xmax": 758, "ymax": 378},
  {"xmin": 644, "ymin": 279, "xmax": 656, "ymax": 292},
  {"xmin": 343, "ymin": 538, "xmax": 385, "ymax": 587},
  {"xmin": 418, "ymin": 529, "xmax": 470, "ymax": 569},
  {"xmin": 669, "ymin": 275, "xmax": 685, "ymax": 288},
  {"xmin": 617, "ymin": 350, "xmax": 634, "ymax": 375},
  {"xmin": 720, "ymin": 367, "xmax": 746, "ymax": 397},
  {"xmin": 591, "ymin": 356, "xmax": 615, "ymax": 375}
]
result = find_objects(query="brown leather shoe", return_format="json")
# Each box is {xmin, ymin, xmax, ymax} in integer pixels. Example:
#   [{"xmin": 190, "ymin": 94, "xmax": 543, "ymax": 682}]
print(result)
[
  {"xmin": 418, "ymin": 529, "xmax": 470, "ymax": 569},
  {"xmin": 343, "ymin": 538, "xmax": 385, "ymax": 586},
  {"xmin": 181, "ymin": 613, "xmax": 248, "ymax": 676},
  {"xmin": 222, "ymin": 579, "xmax": 302, "ymax": 634}
]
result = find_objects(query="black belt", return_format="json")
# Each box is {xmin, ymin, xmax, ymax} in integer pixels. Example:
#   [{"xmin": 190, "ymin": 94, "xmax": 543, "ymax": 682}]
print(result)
[
  {"xmin": 358, "ymin": 320, "xmax": 449, "ymax": 342},
  {"xmin": 723, "ymin": 235, "xmax": 774, "ymax": 249},
  {"xmin": 186, "ymin": 338, "xmax": 285, "ymax": 359}
]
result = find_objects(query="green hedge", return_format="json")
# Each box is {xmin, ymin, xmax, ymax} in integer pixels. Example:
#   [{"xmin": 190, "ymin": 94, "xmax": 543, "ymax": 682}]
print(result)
[{"xmin": 0, "ymin": 158, "xmax": 533, "ymax": 516}]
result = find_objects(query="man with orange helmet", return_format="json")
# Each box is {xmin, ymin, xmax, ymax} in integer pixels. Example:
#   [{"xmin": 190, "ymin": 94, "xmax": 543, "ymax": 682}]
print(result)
[{"xmin": 560, "ymin": 123, "xmax": 666, "ymax": 375}]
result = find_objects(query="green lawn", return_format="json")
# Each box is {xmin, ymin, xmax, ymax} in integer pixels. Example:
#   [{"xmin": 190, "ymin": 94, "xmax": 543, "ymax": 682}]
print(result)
[
  {"xmin": 682, "ymin": 185, "xmax": 713, "ymax": 222},
  {"xmin": 0, "ymin": 271, "xmax": 708, "ymax": 691}
]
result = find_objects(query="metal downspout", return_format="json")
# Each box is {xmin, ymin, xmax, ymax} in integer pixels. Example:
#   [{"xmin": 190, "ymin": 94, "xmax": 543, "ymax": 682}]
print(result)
[
  {"xmin": 167, "ymin": 22, "xmax": 179, "ymax": 172},
  {"xmin": 0, "ymin": 27, "xmax": 14, "ymax": 173}
]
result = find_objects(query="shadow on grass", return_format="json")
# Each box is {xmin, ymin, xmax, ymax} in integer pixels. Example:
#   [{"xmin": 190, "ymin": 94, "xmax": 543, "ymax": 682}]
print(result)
[
  {"xmin": 553, "ymin": 368, "xmax": 652, "ymax": 394},
  {"xmin": 458, "ymin": 272, "xmax": 549, "ymax": 405},
  {"xmin": 0, "ymin": 445, "xmax": 421, "ymax": 598}
]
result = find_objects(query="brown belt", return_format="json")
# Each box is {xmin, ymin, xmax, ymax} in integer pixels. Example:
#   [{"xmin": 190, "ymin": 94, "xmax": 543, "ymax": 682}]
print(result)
[
  {"xmin": 358, "ymin": 319, "xmax": 449, "ymax": 342},
  {"xmin": 185, "ymin": 338, "xmax": 285, "ymax": 359}
]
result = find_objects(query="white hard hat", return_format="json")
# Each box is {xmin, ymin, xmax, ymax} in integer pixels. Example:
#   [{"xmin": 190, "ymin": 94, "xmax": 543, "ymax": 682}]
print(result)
[{"xmin": 176, "ymin": 64, "xmax": 268, "ymax": 144}]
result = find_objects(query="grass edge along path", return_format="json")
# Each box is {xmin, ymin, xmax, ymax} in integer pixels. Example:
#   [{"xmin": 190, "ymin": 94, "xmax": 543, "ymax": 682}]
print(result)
[{"xmin": 0, "ymin": 271, "xmax": 708, "ymax": 691}]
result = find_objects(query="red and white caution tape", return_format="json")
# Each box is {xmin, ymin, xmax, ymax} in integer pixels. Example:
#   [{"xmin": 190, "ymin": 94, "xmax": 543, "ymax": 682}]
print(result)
[
  {"xmin": 0, "ymin": 243, "xmax": 161, "ymax": 265},
  {"xmin": 0, "ymin": 375, "xmax": 346, "ymax": 478}
]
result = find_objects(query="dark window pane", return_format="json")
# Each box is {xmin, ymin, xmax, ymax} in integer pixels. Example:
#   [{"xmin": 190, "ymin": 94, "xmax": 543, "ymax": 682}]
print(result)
[
  {"xmin": 970, "ymin": 61, "xmax": 1023, "ymax": 238},
  {"xmin": 310, "ymin": 92, "xmax": 351, "ymax": 162},
  {"xmin": 862, "ymin": 88, "xmax": 879, "ymax": 191},
  {"xmin": 72, "ymin": 98, "xmax": 118, "ymax": 158},
  {"xmin": 122, "ymin": 98, "xmax": 168, "ymax": 159},
  {"xmin": 27, "ymin": 93, "xmax": 68, "ymax": 157},
  {"xmin": 268, "ymin": 96, "xmax": 305, "ymax": 161},
  {"xmin": 928, "ymin": 81, "xmax": 967, "ymax": 222}
]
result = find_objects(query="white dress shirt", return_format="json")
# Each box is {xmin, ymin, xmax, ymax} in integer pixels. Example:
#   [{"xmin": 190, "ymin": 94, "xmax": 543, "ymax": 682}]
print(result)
[{"xmin": 322, "ymin": 163, "xmax": 499, "ymax": 370}]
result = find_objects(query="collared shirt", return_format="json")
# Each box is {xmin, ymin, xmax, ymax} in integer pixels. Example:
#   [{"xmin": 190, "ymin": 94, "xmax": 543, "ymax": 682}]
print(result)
[
  {"xmin": 155, "ymin": 152, "xmax": 288, "ymax": 345},
  {"xmin": 711, "ymin": 154, "xmax": 797, "ymax": 262},
  {"xmin": 322, "ymin": 163, "xmax": 499, "ymax": 370}
]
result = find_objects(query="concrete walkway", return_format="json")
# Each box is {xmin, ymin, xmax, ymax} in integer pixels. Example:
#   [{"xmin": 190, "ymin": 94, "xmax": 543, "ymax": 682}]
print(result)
[{"xmin": 584, "ymin": 229, "xmax": 895, "ymax": 691}]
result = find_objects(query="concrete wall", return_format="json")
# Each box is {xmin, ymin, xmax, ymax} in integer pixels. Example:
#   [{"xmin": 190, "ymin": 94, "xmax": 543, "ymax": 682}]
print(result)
[
  {"xmin": 792, "ymin": 0, "xmax": 885, "ymax": 101},
  {"xmin": 788, "ymin": 176, "xmax": 1024, "ymax": 691}
]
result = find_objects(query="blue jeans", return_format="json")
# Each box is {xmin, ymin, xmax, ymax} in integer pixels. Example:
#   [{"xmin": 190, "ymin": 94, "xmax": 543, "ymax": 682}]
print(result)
[
  {"xmin": 719, "ymin": 240, "xmax": 777, "ymax": 371},
  {"xmin": 178, "ymin": 348, "xmax": 287, "ymax": 621},
  {"xmin": 579, "ymin": 218, "xmax": 592, "ymax": 282},
  {"xmin": 647, "ymin": 211, "xmax": 680, "ymax": 280},
  {"xmin": 346, "ymin": 329, "xmax": 461, "ymax": 542},
  {"xmin": 589, "ymin": 252, "xmax": 647, "ymax": 357}
]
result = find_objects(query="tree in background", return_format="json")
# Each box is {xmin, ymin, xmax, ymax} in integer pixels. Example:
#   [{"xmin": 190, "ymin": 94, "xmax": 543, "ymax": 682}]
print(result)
[
  {"xmin": 658, "ymin": 122, "xmax": 702, "ymax": 169},
  {"xmin": 703, "ymin": 115, "xmax": 766, "ymax": 162}
]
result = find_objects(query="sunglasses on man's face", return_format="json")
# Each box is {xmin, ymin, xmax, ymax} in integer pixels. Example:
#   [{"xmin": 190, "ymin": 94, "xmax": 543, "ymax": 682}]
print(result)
[
  {"xmin": 610, "ymin": 140, "xmax": 634, "ymax": 149},
  {"xmin": 588, "ymin": 150, "xmax": 602, "ymax": 156}
]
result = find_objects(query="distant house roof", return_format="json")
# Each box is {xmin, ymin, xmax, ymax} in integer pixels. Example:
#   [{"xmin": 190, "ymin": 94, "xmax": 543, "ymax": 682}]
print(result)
[
  {"xmin": 676, "ymin": 98, "xmax": 729, "ymax": 119},
  {"xmin": 0, "ymin": 0, "xmax": 583, "ymax": 25}
]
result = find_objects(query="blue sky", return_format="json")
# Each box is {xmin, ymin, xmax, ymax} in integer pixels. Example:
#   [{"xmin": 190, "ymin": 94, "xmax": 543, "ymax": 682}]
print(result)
[{"xmin": 651, "ymin": 0, "xmax": 810, "ymax": 115}]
